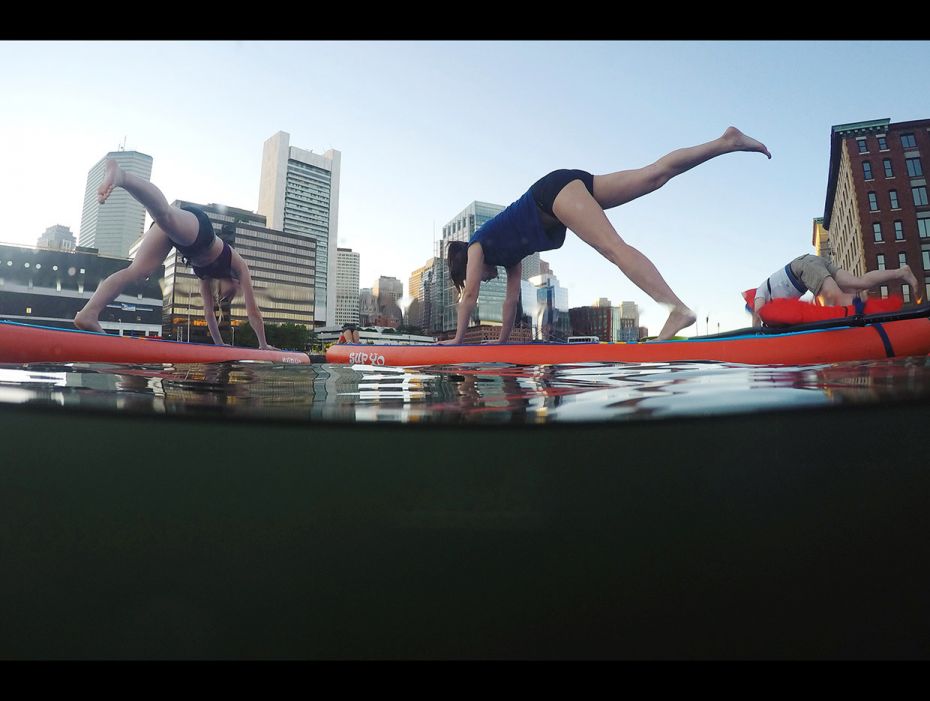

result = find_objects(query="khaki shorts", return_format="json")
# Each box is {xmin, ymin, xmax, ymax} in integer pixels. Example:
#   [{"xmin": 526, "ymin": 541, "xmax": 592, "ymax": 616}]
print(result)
[{"xmin": 789, "ymin": 254, "xmax": 839, "ymax": 296}]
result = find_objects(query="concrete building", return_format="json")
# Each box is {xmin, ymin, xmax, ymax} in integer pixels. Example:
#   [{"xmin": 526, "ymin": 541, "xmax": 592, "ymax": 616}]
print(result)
[
  {"xmin": 258, "ymin": 131, "xmax": 341, "ymax": 326},
  {"xmin": 0, "ymin": 243, "xmax": 162, "ymax": 334},
  {"xmin": 37, "ymin": 225, "xmax": 76, "ymax": 252},
  {"xmin": 335, "ymin": 247, "xmax": 360, "ymax": 327},
  {"xmin": 79, "ymin": 150, "xmax": 153, "ymax": 258}
]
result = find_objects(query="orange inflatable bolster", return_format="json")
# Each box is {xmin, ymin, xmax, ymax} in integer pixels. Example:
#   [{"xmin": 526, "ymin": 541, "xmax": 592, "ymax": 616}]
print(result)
[{"xmin": 757, "ymin": 296, "xmax": 903, "ymax": 326}]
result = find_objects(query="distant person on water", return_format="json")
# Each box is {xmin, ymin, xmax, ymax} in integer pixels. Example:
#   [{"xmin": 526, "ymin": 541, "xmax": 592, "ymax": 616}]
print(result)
[
  {"xmin": 338, "ymin": 323, "xmax": 360, "ymax": 344},
  {"xmin": 745, "ymin": 254, "xmax": 919, "ymax": 328},
  {"xmin": 74, "ymin": 159, "xmax": 276, "ymax": 349},
  {"xmin": 442, "ymin": 127, "xmax": 772, "ymax": 345}
]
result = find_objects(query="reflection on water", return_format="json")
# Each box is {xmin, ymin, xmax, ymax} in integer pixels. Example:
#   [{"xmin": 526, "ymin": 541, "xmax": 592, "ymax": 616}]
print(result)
[{"xmin": 1, "ymin": 356, "xmax": 930, "ymax": 423}]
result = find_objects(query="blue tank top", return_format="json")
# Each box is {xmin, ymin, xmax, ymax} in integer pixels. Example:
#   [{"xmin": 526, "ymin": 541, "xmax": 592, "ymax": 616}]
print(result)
[{"xmin": 468, "ymin": 190, "xmax": 565, "ymax": 268}]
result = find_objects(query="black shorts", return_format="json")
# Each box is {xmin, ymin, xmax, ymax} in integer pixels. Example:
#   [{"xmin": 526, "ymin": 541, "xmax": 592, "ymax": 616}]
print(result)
[
  {"xmin": 529, "ymin": 169, "xmax": 595, "ymax": 218},
  {"xmin": 176, "ymin": 205, "xmax": 217, "ymax": 260}
]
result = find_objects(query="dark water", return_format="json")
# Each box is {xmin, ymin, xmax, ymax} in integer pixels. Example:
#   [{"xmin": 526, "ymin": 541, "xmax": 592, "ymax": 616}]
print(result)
[{"xmin": 2, "ymin": 355, "xmax": 930, "ymax": 422}]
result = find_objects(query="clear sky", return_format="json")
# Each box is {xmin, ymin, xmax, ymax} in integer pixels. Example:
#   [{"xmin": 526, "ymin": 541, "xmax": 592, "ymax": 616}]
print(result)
[{"xmin": 1, "ymin": 40, "xmax": 928, "ymax": 335}]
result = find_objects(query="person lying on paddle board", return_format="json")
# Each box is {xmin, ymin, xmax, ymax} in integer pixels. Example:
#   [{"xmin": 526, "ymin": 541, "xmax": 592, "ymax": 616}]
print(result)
[
  {"xmin": 74, "ymin": 159, "xmax": 276, "ymax": 349},
  {"xmin": 745, "ymin": 254, "xmax": 920, "ymax": 328},
  {"xmin": 441, "ymin": 127, "xmax": 771, "ymax": 345}
]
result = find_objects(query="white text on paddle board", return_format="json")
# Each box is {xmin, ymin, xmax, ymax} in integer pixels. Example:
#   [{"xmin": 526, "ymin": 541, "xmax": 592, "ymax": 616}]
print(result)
[{"xmin": 349, "ymin": 351, "xmax": 386, "ymax": 365}]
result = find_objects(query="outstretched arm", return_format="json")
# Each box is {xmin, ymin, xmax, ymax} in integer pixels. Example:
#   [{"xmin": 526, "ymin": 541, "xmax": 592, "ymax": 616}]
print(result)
[
  {"xmin": 496, "ymin": 263, "xmax": 523, "ymax": 344},
  {"xmin": 439, "ymin": 244, "xmax": 484, "ymax": 345},
  {"xmin": 199, "ymin": 279, "xmax": 226, "ymax": 345},
  {"xmin": 231, "ymin": 252, "xmax": 276, "ymax": 350}
]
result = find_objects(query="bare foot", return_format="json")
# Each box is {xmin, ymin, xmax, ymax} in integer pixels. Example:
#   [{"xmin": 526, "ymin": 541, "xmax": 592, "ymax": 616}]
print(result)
[
  {"xmin": 723, "ymin": 126, "xmax": 772, "ymax": 159},
  {"xmin": 97, "ymin": 159, "xmax": 125, "ymax": 204},
  {"xmin": 656, "ymin": 306, "xmax": 697, "ymax": 341},
  {"xmin": 74, "ymin": 310, "xmax": 103, "ymax": 333},
  {"xmin": 900, "ymin": 264, "xmax": 920, "ymax": 299}
]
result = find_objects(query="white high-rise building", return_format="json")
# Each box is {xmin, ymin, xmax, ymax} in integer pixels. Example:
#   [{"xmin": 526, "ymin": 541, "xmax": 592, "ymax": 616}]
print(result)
[
  {"xmin": 335, "ymin": 247, "xmax": 360, "ymax": 327},
  {"xmin": 258, "ymin": 131, "xmax": 341, "ymax": 327},
  {"xmin": 79, "ymin": 150, "xmax": 153, "ymax": 258}
]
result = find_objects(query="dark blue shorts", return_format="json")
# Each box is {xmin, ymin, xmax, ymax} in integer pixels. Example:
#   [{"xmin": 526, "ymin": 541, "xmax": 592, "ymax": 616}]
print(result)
[{"xmin": 529, "ymin": 169, "xmax": 595, "ymax": 218}]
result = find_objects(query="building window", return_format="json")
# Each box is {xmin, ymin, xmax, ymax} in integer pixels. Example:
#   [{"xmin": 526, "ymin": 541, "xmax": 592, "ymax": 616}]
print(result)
[
  {"xmin": 890, "ymin": 190, "xmax": 900, "ymax": 209},
  {"xmin": 857, "ymin": 138, "xmax": 868, "ymax": 153},
  {"xmin": 894, "ymin": 221, "xmax": 904, "ymax": 240},
  {"xmin": 922, "ymin": 251, "xmax": 930, "ymax": 270},
  {"xmin": 873, "ymin": 223, "xmax": 883, "ymax": 242},
  {"xmin": 913, "ymin": 186, "xmax": 929, "ymax": 206},
  {"xmin": 919, "ymin": 219, "xmax": 930, "ymax": 238},
  {"xmin": 862, "ymin": 161, "xmax": 873, "ymax": 180},
  {"xmin": 877, "ymin": 254, "xmax": 886, "ymax": 270},
  {"xmin": 880, "ymin": 285, "xmax": 889, "ymax": 298},
  {"xmin": 883, "ymin": 159, "xmax": 894, "ymax": 177},
  {"xmin": 906, "ymin": 157, "xmax": 924, "ymax": 177},
  {"xmin": 903, "ymin": 285, "xmax": 911, "ymax": 303},
  {"xmin": 868, "ymin": 192, "xmax": 879, "ymax": 211},
  {"xmin": 899, "ymin": 252, "xmax": 908, "ymax": 267},
  {"xmin": 901, "ymin": 133, "xmax": 917, "ymax": 148},
  {"xmin": 25, "ymin": 307, "xmax": 31, "ymax": 314},
  {"xmin": 878, "ymin": 136, "xmax": 888, "ymax": 150}
]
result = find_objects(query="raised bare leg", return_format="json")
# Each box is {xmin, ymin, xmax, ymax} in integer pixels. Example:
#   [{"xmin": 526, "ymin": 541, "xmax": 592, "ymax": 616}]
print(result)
[
  {"xmin": 834, "ymin": 265, "xmax": 920, "ymax": 297},
  {"xmin": 592, "ymin": 126, "xmax": 771, "ymax": 209},
  {"xmin": 74, "ymin": 223, "xmax": 173, "ymax": 331},
  {"xmin": 98, "ymin": 159, "xmax": 199, "ymax": 247},
  {"xmin": 552, "ymin": 181, "xmax": 695, "ymax": 340}
]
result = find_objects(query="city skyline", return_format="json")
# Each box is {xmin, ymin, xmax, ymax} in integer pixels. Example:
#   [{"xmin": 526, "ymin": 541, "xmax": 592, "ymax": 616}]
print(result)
[{"xmin": 2, "ymin": 41, "xmax": 929, "ymax": 335}]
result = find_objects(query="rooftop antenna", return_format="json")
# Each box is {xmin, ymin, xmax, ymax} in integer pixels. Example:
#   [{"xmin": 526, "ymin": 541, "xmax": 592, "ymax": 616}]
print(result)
[{"xmin": 118, "ymin": 136, "xmax": 126, "ymax": 151}]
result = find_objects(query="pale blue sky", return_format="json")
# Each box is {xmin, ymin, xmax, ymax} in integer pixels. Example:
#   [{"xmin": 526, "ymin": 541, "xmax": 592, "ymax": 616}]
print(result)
[{"xmin": 1, "ymin": 40, "xmax": 928, "ymax": 334}]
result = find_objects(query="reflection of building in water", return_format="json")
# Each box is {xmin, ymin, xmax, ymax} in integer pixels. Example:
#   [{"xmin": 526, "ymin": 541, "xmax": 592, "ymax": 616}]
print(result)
[
  {"xmin": 570, "ymin": 299, "xmax": 641, "ymax": 342},
  {"xmin": 157, "ymin": 364, "xmax": 318, "ymax": 418},
  {"xmin": 151, "ymin": 202, "xmax": 316, "ymax": 344},
  {"xmin": 0, "ymin": 242, "xmax": 163, "ymax": 335},
  {"xmin": 815, "ymin": 361, "xmax": 930, "ymax": 404}
]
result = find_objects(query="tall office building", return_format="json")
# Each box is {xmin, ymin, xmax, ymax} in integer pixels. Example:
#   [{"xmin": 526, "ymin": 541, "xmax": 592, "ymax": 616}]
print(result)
[
  {"xmin": 823, "ymin": 117, "xmax": 930, "ymax": 303},
  {"xmin": 37, "ymin": 225, "xmax": 76, "ymax": 252},
  {"xmin": 79, "ymin": 150, "xmax": 153, "ymax": 258},
  {"xmin": 258, "ymin": 131, "xmax": 341, "ymax": 326},
  {"xmin": 408, "ymin": 259, "xmax": 435, "ymax": 330},
  {"xmin": 529, "ymin": 272, "xmax": 570, "ymax": 340},
  {"xmin": 335, "ymin": 247, "xmax": 360, "ymax": 327},
  {"xmin": 372, "ymin": 275, "xmax": 403, "ymax": 327},
  {"xmin": 358, "ymin": 288, "xmax": 378, "ymax": 327}
]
